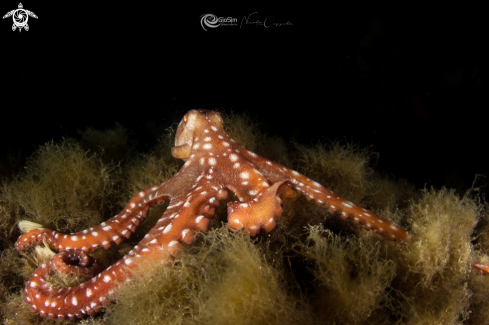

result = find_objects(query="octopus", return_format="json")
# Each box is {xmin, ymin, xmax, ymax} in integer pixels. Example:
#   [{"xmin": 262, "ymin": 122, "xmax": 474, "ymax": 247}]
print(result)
[{"xmin": 14, "ymin": 109, "xmax": 411, "ymax": 319}]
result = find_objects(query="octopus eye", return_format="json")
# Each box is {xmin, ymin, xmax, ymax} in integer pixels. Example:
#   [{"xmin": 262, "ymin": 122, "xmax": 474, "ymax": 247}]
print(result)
[{"xmin": 183, "ymin": 115, "xmax": 188, "ymax": 123}]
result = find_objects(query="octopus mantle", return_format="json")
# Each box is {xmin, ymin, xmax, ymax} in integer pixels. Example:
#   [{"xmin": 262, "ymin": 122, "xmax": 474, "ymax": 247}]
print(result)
[{"xmin": 15, "ymin": 109, "xmax": 408, "ymax": 319}]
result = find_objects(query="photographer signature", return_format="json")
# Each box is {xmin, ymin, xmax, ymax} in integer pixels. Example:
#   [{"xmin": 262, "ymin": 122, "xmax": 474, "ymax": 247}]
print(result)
[{"xmin": 240, "ymin": 12, "xmax": 292, "ymax": 29}]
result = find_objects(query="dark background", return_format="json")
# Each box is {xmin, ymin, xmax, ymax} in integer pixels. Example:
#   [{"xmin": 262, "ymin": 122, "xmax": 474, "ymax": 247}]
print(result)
[{"xmin": 0, "ymin": 4, "xmax": 487, "ymax": 194}]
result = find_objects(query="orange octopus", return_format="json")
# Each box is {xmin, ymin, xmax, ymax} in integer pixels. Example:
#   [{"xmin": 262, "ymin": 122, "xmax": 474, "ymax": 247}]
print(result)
[{"xmin": 15, "ymin": 109, "xmax": 412, "ymax": 319}]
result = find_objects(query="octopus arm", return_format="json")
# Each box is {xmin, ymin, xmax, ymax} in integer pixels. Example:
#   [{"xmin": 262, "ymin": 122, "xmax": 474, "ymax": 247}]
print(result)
[
  {"xmin": 24, "ymin": 175, "xmax": 228, "ymax": 318},
  {"xmin": 24, "ymin": 250, "xmax": 134, "ymax": 319},
  {"xmin": 15, "ymin": 182, "xmax": 173, "ymax": 252},
  {"xmin": 284, "ymin": 168, "xmax": 406, "ymax": 241},
  {"xmin": 248, "ymin": 154, "xmax": 407, "ymax": 241},
  {"xmin": 473, "ymin": 262, "xmax": 489, "ymax": 275},
  {"xmin": 227, "ymin": 180, "xmax": 287, "ymax": 235},
  {"xmin": 146, "ymin": 179, "xmax": 228, "ymax": 248}
]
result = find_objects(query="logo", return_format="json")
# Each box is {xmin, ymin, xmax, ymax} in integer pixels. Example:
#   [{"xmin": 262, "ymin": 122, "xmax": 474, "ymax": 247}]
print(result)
[
  {"xmin": 200, "ymin": 12, "xmax": 291, "ymax": 31},
  {"xmin": 200, "ymin": 13, "xmax": 237, "ymax": 31},
  {"xmin": 200, "ymin": 14, "xmax": 219, "ymax": 31},
  {"xmin": 3, "ymin": 3, "xmax": 38, "ymax": 32}
]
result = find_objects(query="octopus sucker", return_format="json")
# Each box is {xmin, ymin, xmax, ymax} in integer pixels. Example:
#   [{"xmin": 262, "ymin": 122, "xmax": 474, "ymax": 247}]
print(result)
[{"xmin": 15, "ymin": 109, "xmax": 412, "ymax": 319}]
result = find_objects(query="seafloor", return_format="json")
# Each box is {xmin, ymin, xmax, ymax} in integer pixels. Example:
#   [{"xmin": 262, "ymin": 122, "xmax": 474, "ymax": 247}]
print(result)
[{"xmin": 1, "ymin": 113, "xmax": 488, "ymax": 324}]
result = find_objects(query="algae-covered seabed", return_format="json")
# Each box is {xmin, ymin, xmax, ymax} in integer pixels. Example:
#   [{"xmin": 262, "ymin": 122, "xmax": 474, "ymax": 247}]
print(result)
[{"xmin": 1, "ymin": 113, "xmax": 488, "ymax": 325}]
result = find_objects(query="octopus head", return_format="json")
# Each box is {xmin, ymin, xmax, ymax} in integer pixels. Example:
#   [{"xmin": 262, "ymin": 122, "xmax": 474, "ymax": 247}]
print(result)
[{"xmin": 171, "ymin": 109, "xmax": 224, "ymax": 160}]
